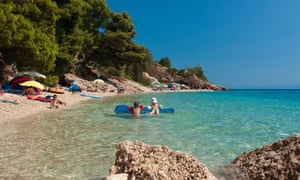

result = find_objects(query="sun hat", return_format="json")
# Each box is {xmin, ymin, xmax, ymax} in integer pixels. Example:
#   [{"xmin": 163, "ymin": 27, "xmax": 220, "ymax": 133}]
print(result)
[{"xmin": 151, "ymin": 97, "xmax": 158, "ymax": 104}]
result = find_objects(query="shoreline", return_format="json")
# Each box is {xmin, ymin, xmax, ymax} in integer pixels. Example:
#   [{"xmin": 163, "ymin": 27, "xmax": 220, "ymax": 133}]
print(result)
[
  {"xmin": 0, "ymin": 90, "xmax": 118, "ymax": 123},
  {"xmin": 0, "ymin": 87, "xmax": 213, "ymax": 123}
]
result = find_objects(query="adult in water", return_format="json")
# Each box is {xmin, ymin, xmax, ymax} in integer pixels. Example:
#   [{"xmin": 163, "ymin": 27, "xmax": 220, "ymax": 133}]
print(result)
[{"xmin": 128, "ymin": 101, "xmax": 144, "ymax": 117}]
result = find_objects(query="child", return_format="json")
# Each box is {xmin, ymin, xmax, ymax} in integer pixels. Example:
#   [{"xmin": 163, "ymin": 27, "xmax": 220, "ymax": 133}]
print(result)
[{"xmin": 150, "ymin": 97, "xmax": 160, "ymax": 116}]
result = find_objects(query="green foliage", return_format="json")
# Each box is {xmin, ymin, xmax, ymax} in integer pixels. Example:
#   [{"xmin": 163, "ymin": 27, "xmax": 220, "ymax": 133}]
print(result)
[
  {"xmin": 37, "ymin": 75, "xmax": 59, "ymax": 86},
  {"xmin": 159, "ymin": 57, "xmax": 171, "ymax": 68},
  {"xmin": 55, "ymin": 0, "xmax": 110, "ymax": 70},
  {"xmin": 91, "ymin": 11, "xmax": 149, "ymax": 83},
  {"xmin": 102, "ymin": 66, "xmax": 122, "ymax": 77},
  {"xmin": 0, "ymin": 1, "xmax": 58, "ymax": 74},
  {"xmin": 187, "ymin": 65, "xmax": 207, "ymax": 81},
  {"xmin": 168, "ymin": 68, "xmax": 178, "ymax": 79},
  {"xmin": 0, "ymin": 0, "xmax": 208, "ymax": 86},
  {"xmin": 54, "ymin": 57, "xmax": 72, "ymax": 75},
  {"xmin": 177, "ymin": 69, "xmax": 186, "ymax": 76}
]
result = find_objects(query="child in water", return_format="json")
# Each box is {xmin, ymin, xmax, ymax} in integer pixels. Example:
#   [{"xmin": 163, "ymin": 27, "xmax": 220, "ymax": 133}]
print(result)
[{"xmin": 150, "ymin": 97, "xmax": 160, "ymax": 116}]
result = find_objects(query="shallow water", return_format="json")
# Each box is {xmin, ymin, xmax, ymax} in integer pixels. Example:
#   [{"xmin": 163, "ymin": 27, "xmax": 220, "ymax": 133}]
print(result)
[{"xmin": 0, "ymin": 90, "xmax": 300, "ymax": 179}]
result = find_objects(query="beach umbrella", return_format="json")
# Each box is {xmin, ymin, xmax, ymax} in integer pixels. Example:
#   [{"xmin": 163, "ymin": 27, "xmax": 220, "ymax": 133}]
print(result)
[
  {"xmin": 17, "ymin": 71, "xmax": 46, "ymax": 79},
  {"xmin": 9, "ymin": 76, "xmax": 33, "ymax": 89},
  {"xmin": 19, "ymin": 80, "xmax": 45, "ymax": 90}
]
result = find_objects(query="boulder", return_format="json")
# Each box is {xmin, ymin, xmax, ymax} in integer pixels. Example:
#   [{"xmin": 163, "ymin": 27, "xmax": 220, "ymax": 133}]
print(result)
[
  {"xmin": 108, "ymin": 141, "xmax": 217, "ymax": 180},
  {"xmin": 222, "ymin": 133, "xmax": 300, "ymax": 179}
]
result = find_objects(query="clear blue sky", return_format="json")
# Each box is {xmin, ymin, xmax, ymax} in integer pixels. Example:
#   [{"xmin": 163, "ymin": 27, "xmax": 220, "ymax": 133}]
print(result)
[{"xmin": 107, "ymin": 0, "xmax": 300, "ymax": 89}]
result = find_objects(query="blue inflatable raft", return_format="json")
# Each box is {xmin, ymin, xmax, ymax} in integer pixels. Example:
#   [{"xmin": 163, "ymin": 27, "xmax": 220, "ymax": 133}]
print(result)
[{"xmin": 114, "ymin": 104, "xmax": 175, "ymax": 114}]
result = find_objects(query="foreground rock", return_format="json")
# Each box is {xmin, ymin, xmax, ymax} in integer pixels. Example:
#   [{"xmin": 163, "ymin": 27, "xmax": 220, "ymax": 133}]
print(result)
[
  {"xmin": 107, "ymin": 141, "xmax": 217, "ymax": 180},
  {"xmin": 219, "ymin": 133, "xmax": 300, "ymax": 179}
]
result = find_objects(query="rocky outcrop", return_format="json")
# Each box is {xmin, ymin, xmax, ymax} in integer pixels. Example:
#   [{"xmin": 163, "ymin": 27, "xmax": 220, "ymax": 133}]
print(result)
[
  {"xmin": 63, "ymin": 73, "xmax": 117, "ymax": 93},
  {"xmin": 220, "ymin": 133, "xmax": 300, "ymax": 179},
  {"xmin": 107, "ymin": 141, "xmax": 217, "ymax": 180},
  {"xmin": 146, "ymin": 63, "xmax": 226, "ymax": 90},
  {"xmin": 147, "ymin": 64, "xmax": 174, "ymax": 83},
  {"xmin": 63, "ymin": 73, "xmax": 152, "ymax": 94},
  {"xmin": 143, "ymin": 72, "xmax": 160, "ymax": 85},
  {"xmin": 108, "ymin": 77, "xmax": 152, "ymax": 93}
]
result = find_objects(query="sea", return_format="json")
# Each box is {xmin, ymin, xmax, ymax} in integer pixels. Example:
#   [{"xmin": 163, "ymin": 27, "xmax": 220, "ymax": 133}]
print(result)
[{"xmin": 0, "ymin": 89, "xmax": 300, "ymax": 179}]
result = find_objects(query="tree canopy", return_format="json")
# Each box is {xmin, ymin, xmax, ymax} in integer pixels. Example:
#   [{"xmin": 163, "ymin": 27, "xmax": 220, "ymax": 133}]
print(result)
[
  {"xmin": 0, "ymin": 0, "xmax": 59, "ymax": 73},
  {"xmin": 159, "ymin": 57, "xmax": 171, "ymax": 69},
  {"xmin": 0, "ymin": 0, "xmax": 208, "ymax": 84}
]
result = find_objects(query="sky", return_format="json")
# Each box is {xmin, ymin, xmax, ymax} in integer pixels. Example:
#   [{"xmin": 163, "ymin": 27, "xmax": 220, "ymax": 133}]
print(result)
[{"xmin": 107, "ymin": 0, "xmax": 300, "ymax": 89}]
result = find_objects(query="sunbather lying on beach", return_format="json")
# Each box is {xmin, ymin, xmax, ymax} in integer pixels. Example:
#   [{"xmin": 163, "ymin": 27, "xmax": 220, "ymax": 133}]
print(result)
[{"xmin": 27, "ymin": 94, "xmax": 52, "ymax": 102}]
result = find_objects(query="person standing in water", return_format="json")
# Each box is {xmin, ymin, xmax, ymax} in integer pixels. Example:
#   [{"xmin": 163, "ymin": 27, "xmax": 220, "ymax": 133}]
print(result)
[
  {"xmin": 150, "ymin": 97, "xmax": 160, "ymax": 116},
  {"xmin": 129, "ymin": 101, "xmax": 144, "ymax": 117}
]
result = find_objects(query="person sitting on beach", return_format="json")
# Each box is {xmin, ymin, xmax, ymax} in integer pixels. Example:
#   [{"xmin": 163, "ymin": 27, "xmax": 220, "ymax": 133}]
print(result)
[
  {"xmin": 49, "ymin": 94, "xmax": 66, "ymax": 109},
  {"xmin": 150, "ymin": 97, "xmax": 160, "ymax": 116},
  {"xmin": 128, "ymin": 101, "xmax": 144, "ymax": 117}
]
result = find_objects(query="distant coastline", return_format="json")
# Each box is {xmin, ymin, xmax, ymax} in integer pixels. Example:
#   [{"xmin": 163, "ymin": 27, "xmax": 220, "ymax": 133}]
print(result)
[{"xmin": 229, "ymin": 84, "xmax": 300, "ymax": 90}]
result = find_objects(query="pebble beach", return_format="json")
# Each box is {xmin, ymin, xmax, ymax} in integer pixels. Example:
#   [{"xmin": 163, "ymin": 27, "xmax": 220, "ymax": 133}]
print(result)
[
  {"xmin": 0, "ymin": 84, "xmax": 144, "ymax": 123},
  {"xmin": 0, "ymin": 89, "xmax": 130, "ymax": 123}
]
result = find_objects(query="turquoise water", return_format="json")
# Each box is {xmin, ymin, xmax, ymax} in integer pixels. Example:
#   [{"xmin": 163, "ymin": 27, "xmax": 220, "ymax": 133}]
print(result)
[{"xmin": 0, "ymin": 90, "xmax": 300, "ymax": 179}]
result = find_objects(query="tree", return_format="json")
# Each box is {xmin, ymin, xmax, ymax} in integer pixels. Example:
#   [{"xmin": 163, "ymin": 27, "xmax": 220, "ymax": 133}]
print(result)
[
  {"xmin": 168, "ymin": 67, "xmax": 178, "ymax": 79},
  {"xmin": 159, "ymin": 57, "xmax": 171, "ymax": 69},
  {"xmin": 0, "ymin": 54, "xmax": 12, "ymax": 85},
  {"xmin": 0, "ymin": 0, "xmax": 210, "ymax": 87},
  {"xmin": 92, "ymin": 12, "xmax": 149, "ymax": 79},
  {"xmin": 0, "ymin": 1, "xmax": 59, "ymax": 74},
  {"xmin": 186, "ymin": 65, "xmax": 207, "ymax": 81}
]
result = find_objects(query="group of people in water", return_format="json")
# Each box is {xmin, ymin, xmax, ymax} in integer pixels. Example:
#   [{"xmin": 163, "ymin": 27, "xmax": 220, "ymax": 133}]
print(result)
[{"xmin": 130, "ymin": 97, "xmax": 160, "ymax": 117}]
